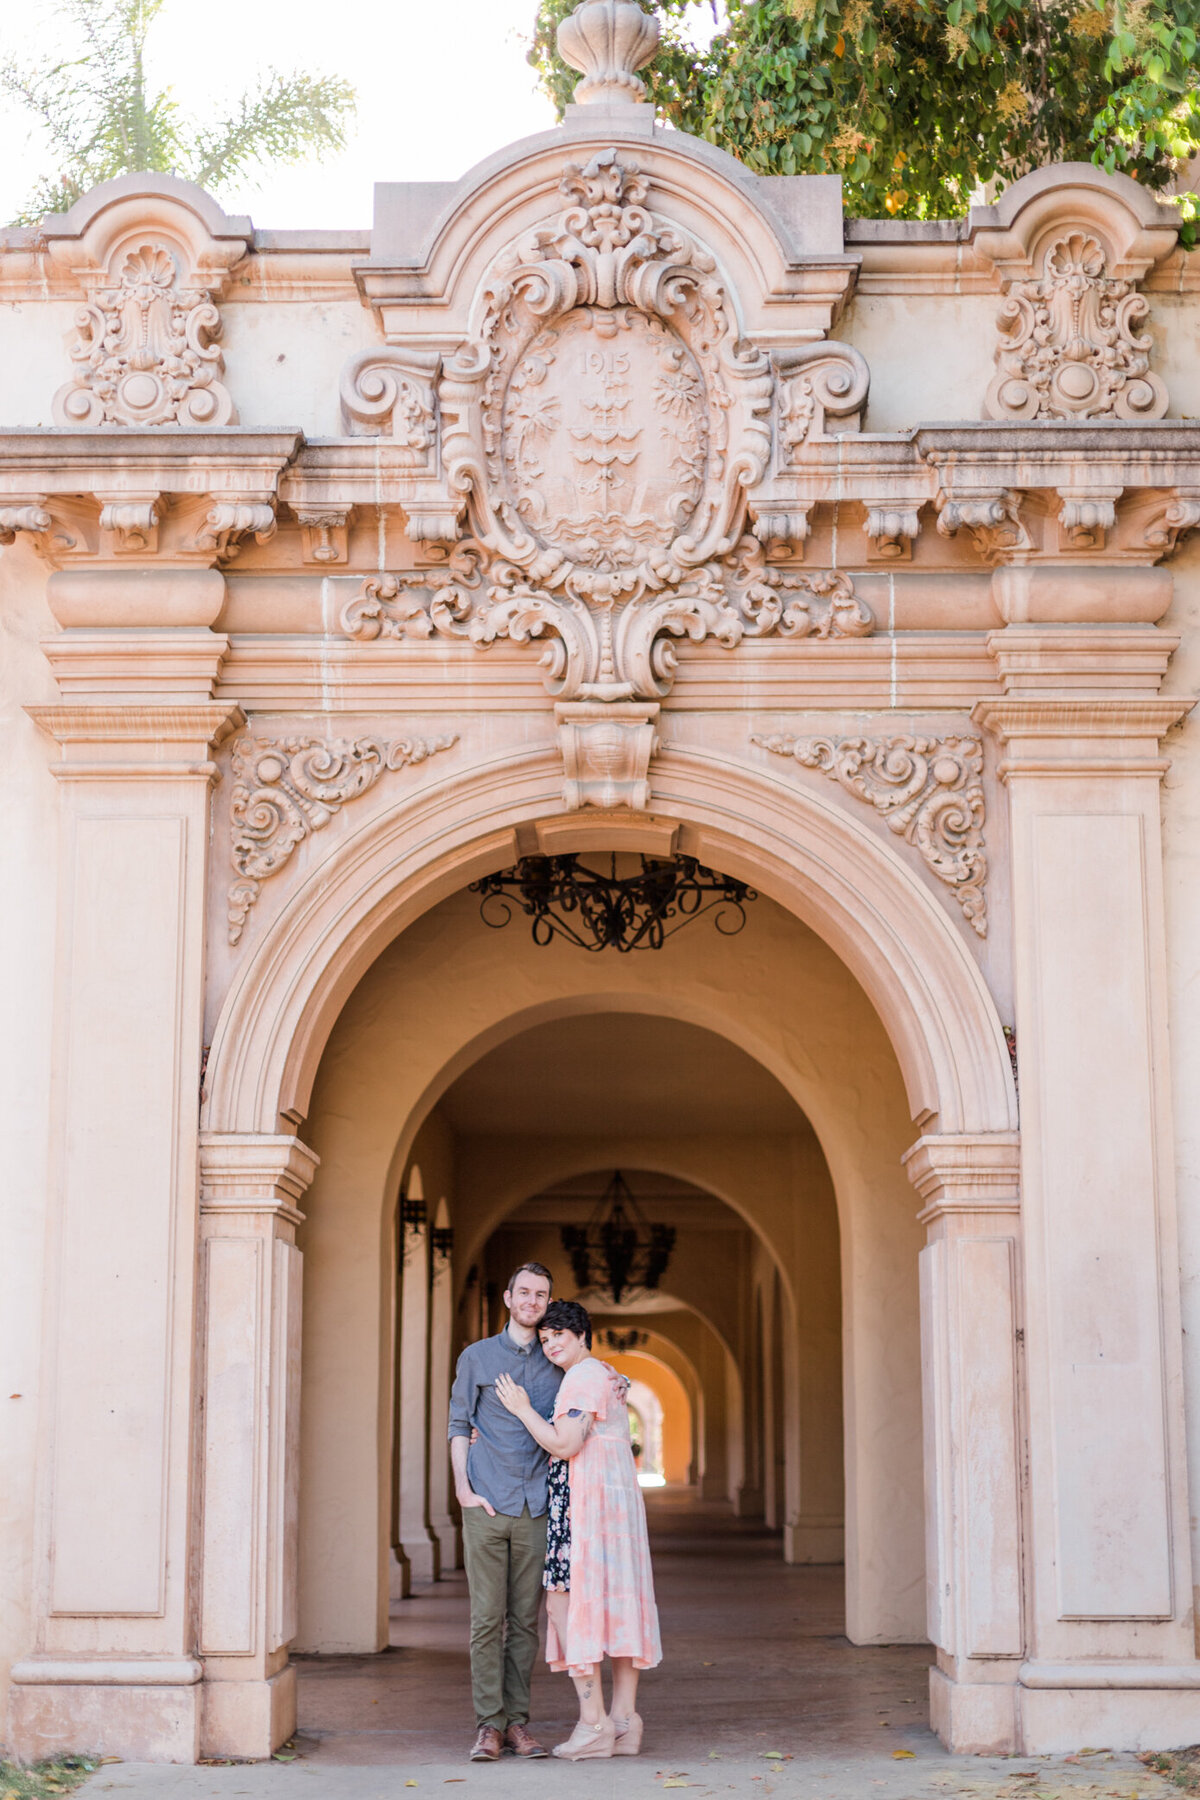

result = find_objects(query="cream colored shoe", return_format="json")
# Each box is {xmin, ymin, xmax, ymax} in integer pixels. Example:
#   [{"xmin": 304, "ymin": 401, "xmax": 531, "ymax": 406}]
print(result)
[
  {"xmin": 612, "ymin": 1712, "xmax": 644, "ymax": 1756},
  {"xmin": 552, "ymin": 1718, "xmax": 616, "ymax": 1760}
]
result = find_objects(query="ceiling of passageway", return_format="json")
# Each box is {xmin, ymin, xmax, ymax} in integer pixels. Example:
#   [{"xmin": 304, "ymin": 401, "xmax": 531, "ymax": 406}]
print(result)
[{"xmin": 437, "ymin": 1014, "xmax": 809, "ymax": 1138}]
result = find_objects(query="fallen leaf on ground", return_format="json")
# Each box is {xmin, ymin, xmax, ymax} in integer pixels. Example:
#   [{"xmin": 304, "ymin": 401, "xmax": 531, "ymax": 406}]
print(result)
[
  {"xmin": 892, "ymin": 1750, "xmax": 916, "ymax": 1760},
  {"xmin": 272, "ymin": 1752, "xmax": 297, "ymax": 1762},
  {"xmin": 708, "ymin": 1752, "xmax": 722, "ymax": 1759},
  {"xmin": 663, "ymin": 1782, "xmax": 693, "ymax": 1789},
  {"xmin": 98, "ymin": 1760, "xmax": 122, "ymax": 1768},
  {"xmin": 405, "ymin": 1782, "xmax": 417, "ymax": 1788},
  {"xmin": 763, "ymin": 1752, "xmax": 787, "ymax": 1760},
  {"xmin": 702, "ymin": 1661, "xmax": 714, "ymax": 1667}
]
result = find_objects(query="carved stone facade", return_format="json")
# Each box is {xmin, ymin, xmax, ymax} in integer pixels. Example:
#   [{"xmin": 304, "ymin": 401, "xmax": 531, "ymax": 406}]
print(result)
[{"xmin": 2, "ymin": 3, "xmax": 1200, "ymax": 1776}]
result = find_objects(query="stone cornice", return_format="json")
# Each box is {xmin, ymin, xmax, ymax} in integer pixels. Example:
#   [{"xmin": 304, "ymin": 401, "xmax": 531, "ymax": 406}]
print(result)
[
  {"xmin": 0, "ymin": 429, "xmax": 301, "ymax": 493},
  {"xmin": 903, "ymin": 1131, "xmax": 1022, "ymax": 1222},
  {"xmin": 973, "ymin": 694, "xmax": 1195, "ymax": 778},
  {"xmin": 28, "ymin": 702, "xmax": 244, "ymax": 779}
]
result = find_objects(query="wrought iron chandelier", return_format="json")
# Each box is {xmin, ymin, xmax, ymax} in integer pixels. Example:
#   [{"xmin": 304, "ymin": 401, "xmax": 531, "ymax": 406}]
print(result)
[
  {"xmin": 470, "ymin": 853, "xmax": 755, "ymax": 954},
  {"xmin": 560, "ymin": 1171, "xmax": 676, "ymax": 1306},
  {"xmin": 602, "ymin": 1328, "xmax": 650, "ymax": 1354}
]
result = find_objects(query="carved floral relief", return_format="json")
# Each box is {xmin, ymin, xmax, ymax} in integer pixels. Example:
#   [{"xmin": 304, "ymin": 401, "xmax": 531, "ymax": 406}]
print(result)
[
  {"xmin": 54, "ymin": 243, "xmax": 235, "ymax": 428},
  {"xmin": 985, "ymin": 231, "xmax": 1167, "ymax": 422},
  {"xmin": 754, "ymin": 732, "xmax": 988, "ymax": 935},
  {"xmin": 227, "ymin": 732, "xmax": 457, "ymax": 943}
]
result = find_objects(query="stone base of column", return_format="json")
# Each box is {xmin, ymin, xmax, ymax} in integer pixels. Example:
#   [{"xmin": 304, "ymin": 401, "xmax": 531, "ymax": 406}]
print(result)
[
  {"xmin": 8, "ymin": 1659, "xmax": 202, "ymax": 1763},
  {"xmin": 389, "ymin": 1547, "xmax": 411, "ymax": 1602},
  {"xmin": 1016, "ymin": 1664, "xmax": 1200, "ymax": 1754},
  {"xmin": 200, "ymin": 1664, "xmax": 296, "ymax": 1759},
  {"xmin": 784, "ymin": 1516, "xmax": 844, "ymax": 1564},
  {"xmin": 930, "ymin": 1667, "xmax": 1017, "ymax": 1754},
  {"xmin": 400, "ymin": 1533, "xmax": 438, "ymax": 1585},
  {"xmin": 430, "ymin": 1517, "xmax": 459, "ymax": 1571}
]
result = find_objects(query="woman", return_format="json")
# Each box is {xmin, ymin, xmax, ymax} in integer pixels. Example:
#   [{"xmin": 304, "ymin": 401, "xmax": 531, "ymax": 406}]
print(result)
[{"xmin": 495, "ymin": 1298, "xmax": 661, "ymax": 1761}]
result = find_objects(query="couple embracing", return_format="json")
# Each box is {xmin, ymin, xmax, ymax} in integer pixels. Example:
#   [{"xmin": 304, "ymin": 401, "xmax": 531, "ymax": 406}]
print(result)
[{"xmin": 447, "ymin": 1262, "xmax": 662, "ymax": 1762}]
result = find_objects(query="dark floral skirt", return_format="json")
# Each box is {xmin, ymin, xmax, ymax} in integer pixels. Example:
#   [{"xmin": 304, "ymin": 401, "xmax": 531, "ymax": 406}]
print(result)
[{"xmin": 543, "ymin": 1456, "xmax": 571, "ymax": 1591}]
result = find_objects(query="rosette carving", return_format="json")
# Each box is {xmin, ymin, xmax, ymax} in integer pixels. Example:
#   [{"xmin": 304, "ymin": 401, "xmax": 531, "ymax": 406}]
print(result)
[
  {"xmin": 754, "ymin": 733, "xmax": 987, "ymax": 936},
  {"xmin": 227, "ymin": 732, "xmax": 457, "ymax": 943},
  {"xmin": 54, "ymin": 243, "xmax": 235, "ymax": 428},
  {"xmin": 985, "ymin": 231, "xmax": 1167, "ymax": 422}
]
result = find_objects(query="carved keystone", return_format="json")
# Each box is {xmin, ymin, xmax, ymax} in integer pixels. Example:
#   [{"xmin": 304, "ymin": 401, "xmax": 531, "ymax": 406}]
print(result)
[{"xmin": 556, "ymin": 700, "xmax": 659, "ymax": 810}]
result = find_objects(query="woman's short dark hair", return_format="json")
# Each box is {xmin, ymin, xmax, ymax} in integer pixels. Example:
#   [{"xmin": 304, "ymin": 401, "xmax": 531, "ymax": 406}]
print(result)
[{"xmin": 540, "ymin": 1298, "xmax": 592, "ymax": 1347}]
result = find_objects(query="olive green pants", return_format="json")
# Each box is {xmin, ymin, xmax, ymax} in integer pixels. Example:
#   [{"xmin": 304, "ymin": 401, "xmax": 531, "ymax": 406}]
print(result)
[{"xmin": 461, "ymin": 1504, "xmax": 548, "ymax": 1731}]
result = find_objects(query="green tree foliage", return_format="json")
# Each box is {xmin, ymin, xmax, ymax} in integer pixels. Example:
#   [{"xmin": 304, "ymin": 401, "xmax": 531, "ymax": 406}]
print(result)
[
  {"xmin": 1, "ymin": 0, "xmax": 355, "ymax": 224},
  {"xmin": 529, "ymin": 0, "xmax": 1200, "ymax": 235}
]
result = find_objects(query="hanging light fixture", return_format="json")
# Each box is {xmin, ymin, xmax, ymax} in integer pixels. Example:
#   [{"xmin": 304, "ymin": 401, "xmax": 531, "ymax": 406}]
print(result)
[
  {"xmin": 559, "ymin": 1170, "xmax": 676, "ymax": 1305},
  {"xmin": 470, "ymin": 853, "xmax": 755, "ymax": 954},
  {"xmin": 602, "ymin": 1327, "xmax": 650, "ymax": 1354}
]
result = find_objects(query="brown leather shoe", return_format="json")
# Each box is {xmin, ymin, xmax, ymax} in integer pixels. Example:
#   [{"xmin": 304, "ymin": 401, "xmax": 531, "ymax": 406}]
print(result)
[
  {"xmin": 505, "ymin": 1722, "xmax": 548, "ymax": 1758},
  {"xmin": 470, "ymin": 1725, "xmax": 504, "ymax": 1761}
]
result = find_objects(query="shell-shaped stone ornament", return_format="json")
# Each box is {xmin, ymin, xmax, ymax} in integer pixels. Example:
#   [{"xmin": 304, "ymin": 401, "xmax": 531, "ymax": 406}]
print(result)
[{"xmin": 557, "ymin": 0, "xmax": 661, "ymax": 105}]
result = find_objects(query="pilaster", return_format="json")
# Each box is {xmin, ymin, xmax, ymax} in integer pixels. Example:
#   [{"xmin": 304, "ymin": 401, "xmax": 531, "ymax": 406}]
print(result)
[
  {"xmin": 8, "ymin": 694, "xmax": 240, "ymax": 1764},
  {"xmin": 904, "ymin": 1132, "xmax": 1024, "ymax": 1755},
  {"xmin": 427, "ymin": 1227, "xmax": 459, "ymax": 1571},
  {"xmin": 195, "ymin": 1133, "xmax": 317, "ymax": 1759},
  {"xmin": 974, "ymin": 602, "xmax": 1198, "ymax": 1752},
  {"xmin": 393, "ymin": 1194, "xmax": 439, "ymax": 1592}
]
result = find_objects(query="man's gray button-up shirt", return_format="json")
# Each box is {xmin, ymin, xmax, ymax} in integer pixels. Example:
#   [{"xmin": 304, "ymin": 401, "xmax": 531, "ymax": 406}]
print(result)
[{"xmin": 447, "ymin": 1325, "xmax": 563, "ymax": 1518}]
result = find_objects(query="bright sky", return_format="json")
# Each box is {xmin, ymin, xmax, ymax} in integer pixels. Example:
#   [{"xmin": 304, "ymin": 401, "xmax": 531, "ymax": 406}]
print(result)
[{"xmin": 0, "ymin": 0, "xmax": 562, "ymax": 229}]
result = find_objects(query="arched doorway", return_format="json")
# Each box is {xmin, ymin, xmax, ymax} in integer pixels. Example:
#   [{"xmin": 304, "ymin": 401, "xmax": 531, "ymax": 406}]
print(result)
[{"xmin": 196, "ymin": 767, "xmax": 1020, "ymax": 1752}]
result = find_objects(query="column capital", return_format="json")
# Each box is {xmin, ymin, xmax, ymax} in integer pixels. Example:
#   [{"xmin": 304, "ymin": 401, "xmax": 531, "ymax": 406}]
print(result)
[
  {"xmin": 199, "ymin": 1132, "xmax": 320, "ymax": 1226},
  {"xmin": 972, "ymin": 695, "xmax": 1194, "ymax": 779},
  {"xmin": 903, "ymin": 1131, "xmax": 1021, "ymax": 1223},
  {"xmin": 27, "ymin": 701, "xmax": 243, "ymax": 781}
]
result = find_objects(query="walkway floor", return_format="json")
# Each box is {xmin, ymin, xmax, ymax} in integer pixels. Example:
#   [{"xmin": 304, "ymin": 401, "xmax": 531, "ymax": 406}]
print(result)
[{"xmin": 91, "ymin": 1491, "xmax": 1171, "ymax": 1800}]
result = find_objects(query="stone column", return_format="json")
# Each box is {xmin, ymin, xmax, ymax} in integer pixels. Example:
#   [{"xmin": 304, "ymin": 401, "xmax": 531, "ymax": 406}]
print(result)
[
  {"xmin": 393, "ymin": 1192, "xmax": 438, "ymax": 1591},
  {"xmin": 975, "ymin": 612, "xmax": 1198, "ymax": 1752},
  {"xmin": 904, "ymin": 1132, "xmax": 1024, "ymax": 1755},
  {"xmin": 195, "ymin": 1133, "xmax": 318, "ymax": 1759},
  {"xmin": 9, "ymin": 629, "xmax": 238, "ymax": 1760},
  {"xmin": 427, "ymin": 1222, "xmax": 459, "ymax": 1571}
]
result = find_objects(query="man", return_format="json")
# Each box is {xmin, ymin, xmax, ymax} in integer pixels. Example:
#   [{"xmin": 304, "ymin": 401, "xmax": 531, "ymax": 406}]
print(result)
[{"xmin": 448, "ymin": 1262, "xmax": 562, "ymax": 1762}]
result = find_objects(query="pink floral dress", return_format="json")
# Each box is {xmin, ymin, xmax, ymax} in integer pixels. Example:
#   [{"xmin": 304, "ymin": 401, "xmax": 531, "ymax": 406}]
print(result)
[{"xmin": 545, "ymin": 1356, "xmax": 663, "ymax": 1677}]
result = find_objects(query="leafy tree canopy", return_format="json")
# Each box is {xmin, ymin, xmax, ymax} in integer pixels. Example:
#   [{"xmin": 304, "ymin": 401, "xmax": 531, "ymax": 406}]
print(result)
[
  {"xmin": 530, "ymin": 0, "xmax": 1200, "ymax": 238},
  {"xmin": 1, "ymin": 0, "xmax": 355, "ymax": 225}
]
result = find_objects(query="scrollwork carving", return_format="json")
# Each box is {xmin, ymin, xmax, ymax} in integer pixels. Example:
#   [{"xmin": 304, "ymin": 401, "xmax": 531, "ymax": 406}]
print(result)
[
  {"xmin": 1142, "ymin": 491, "xmax": 1200, "ymax": 558},
  {"xmin": 193, "ymin": 498, "xmax": 277, "ymax": 559},
  {"xmin": 776, "ymin": 342, "xmax": 870, "ymax": 454},
  {"xmin": 935, "ymin": 490, "xmax": 1031, "ymax": 563},
  {"xmin": 227, "ymin": 732, "xmax": 458, "ymax": 943},
  {"xmin": 985, "ymin": 231, "xmax": 1167, "ymax": 422},
  {"xmin": 54, "ymin": 243, "xmax": 235, "ymax": 428},
  {"xmin": 340, "ymin": 536, "xmax": 872, "ymax": 695},
  {"xmin": 339, "ymin": 349, "xmax": 438, "ymax": 457},
  {"xmin": 0, "ymin": 503, "xmax": 53, "ymax": 545},
  {"xmin": 754, "ymin": 732, "xmax": 987, "ymax": 935},
  {"xmin": 864, "ymin": 505, "xmax": 920, "ymax": 561}
]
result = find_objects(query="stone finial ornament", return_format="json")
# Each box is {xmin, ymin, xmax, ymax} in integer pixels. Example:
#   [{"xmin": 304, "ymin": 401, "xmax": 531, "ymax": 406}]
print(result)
[{"xmin": 557, "ymin": 0, "xmax": 661, "ymax": 106}]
